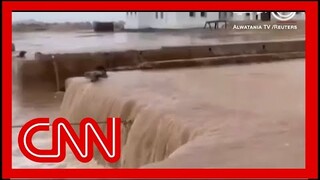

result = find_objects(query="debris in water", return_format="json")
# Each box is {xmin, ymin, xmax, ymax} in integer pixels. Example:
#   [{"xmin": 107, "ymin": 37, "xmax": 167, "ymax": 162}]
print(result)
[
  {"xmin": 84, "ymin": 66, "xmax": 108, "ymax": 82},
  {"xmin": 17, "ymin": 51, "xmax": 27, "ymax": 58}
]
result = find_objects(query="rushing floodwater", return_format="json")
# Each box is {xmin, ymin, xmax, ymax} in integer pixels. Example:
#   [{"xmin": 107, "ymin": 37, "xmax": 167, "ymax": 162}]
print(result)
[{"xmin": 12, "ymin": 59, "xmax": 305, "ymax": 168}]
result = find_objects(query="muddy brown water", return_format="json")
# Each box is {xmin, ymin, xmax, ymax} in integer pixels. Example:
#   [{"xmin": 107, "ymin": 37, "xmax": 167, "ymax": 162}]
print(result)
[
  {"xmin": 12, "ymin": 58, "xmax": 305, "ymax": 168},
  {"xmin": 12, "ymin": 29, "xmax": 304, "ymax": 59}
]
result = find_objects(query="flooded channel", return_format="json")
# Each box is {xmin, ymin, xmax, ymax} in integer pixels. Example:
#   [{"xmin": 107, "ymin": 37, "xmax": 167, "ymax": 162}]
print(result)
[{"xmin": 12, "ymin": 57, "xmax": 305, "ymax": 168}]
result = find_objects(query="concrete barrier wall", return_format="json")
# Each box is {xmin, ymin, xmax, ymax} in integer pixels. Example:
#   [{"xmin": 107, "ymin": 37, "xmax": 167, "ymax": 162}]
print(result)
[
  {"xmin": 139, "ymin": 48, "xmax": 191, "ymax": 62},
  {"xmin": 106, "ymin": 50, "xmax": 140, "ymax": 67},
  {"xmin": 35, "ymin": 40, "xmax": 305, "ymax": 64},
  {"xmin": 19, "ymin": 40, "xmax": 305, "ymax": 91},
  {"xmin": 38, "ymin": 51, "xmax": 140, "ymax": 68},
  {"xmin": 19, "ymin": 59, "xmax": 55, "ymax": 83},
  {"xmin": 139, "ymin": 52, "xmax": 305, "ymax": 69},
  {"xmin": 17, "ymin": 59, "xmax": 56, "ymax": 90},
  {"xmin": 162, "ymin": 40, "xmax": 305, "ymax": 59},
  {"xmin": 139, "ymin": 40, "xmax": 304, "ymax": 61},
  {"xmin": 54, "ymin": 56, "xmax": 106, "ymax": 91}
]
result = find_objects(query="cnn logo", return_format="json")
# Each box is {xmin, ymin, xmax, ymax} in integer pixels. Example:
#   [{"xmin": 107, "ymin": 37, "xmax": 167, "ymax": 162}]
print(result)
[{"xmin": 18, "ymin": 117, "xmax": 121, "ymax": 163}]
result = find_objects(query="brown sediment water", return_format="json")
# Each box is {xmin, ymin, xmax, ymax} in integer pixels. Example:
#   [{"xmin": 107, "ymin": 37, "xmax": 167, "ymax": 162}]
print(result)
[
  {"xmin": 12, "ymin": 57, "xmax": 105, "ymax": 168},
  {"xmin": 12, "ymin": 28, "xmax": 304, "ymax": 59},
  {"xmin": 58, "ymin": 59, "xmax": 305, "ymax": 168},
  {"xmin": 11, "ymin": 30, "xmax": 305, "ymax": 168}
]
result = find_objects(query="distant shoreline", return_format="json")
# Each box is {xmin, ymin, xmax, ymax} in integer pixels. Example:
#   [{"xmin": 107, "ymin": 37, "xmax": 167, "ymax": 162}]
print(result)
[
  {"xmin": 12, "ymin": 21, "xmax": 125, "ymax": 32},
  {"xmin": 12, "ymin": 22, "xmax": 93, "ymax": 32},
  {"xmin": 12, "ymin": 20, "xmax": 305, "ymax": 33}
]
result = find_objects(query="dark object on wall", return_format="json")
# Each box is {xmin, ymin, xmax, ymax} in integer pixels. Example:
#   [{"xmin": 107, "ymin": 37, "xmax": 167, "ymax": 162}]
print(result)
[
  {"xmin": 84, "ymin": 66, "xmax": 108, "ymax": 82},
  {"xmin": 17, "ymin": 51, "xmax": 27, "ymax": 58},
  {"xmin": 261, "ymin": 12, "xmax": 271, "ymax": 21},
  {"xmin": 12, "ymin": 43, "xmax": 15, "ymax": 51},
  {"xmin": 93, "ymin": 21, "xmax": 114, "ymax": 32}
]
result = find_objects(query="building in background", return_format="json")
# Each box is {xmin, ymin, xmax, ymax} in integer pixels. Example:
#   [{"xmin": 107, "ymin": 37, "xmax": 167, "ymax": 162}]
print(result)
[
  {"xmin": 125, "ymin": 12, "xmax": 305, "ymax": 30},
  {"xmin": 125, "ymin": 12, "xmax": 219, "ymax": 29}
]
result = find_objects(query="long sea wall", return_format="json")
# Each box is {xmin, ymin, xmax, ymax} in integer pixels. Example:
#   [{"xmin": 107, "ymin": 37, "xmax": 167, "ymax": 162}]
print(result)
[{"xmin": 17, "ymin": 40, "xmax": 305, "ymax": 91}]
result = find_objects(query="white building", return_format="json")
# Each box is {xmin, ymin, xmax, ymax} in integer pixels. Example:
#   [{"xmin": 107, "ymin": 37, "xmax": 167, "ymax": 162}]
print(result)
[
  {"xmin": 125, "ymin": 12, "xmax": 220, "ymax": 29},
  {"xmin": 125, "ymin": 12, "xmax": 305, "ymax": 29}
]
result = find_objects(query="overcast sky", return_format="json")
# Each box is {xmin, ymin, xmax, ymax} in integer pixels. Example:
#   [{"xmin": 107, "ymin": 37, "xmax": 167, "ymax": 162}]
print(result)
[{"xmin": 12, "ymin": 12, "xmax": 126, "ymax": 22}]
